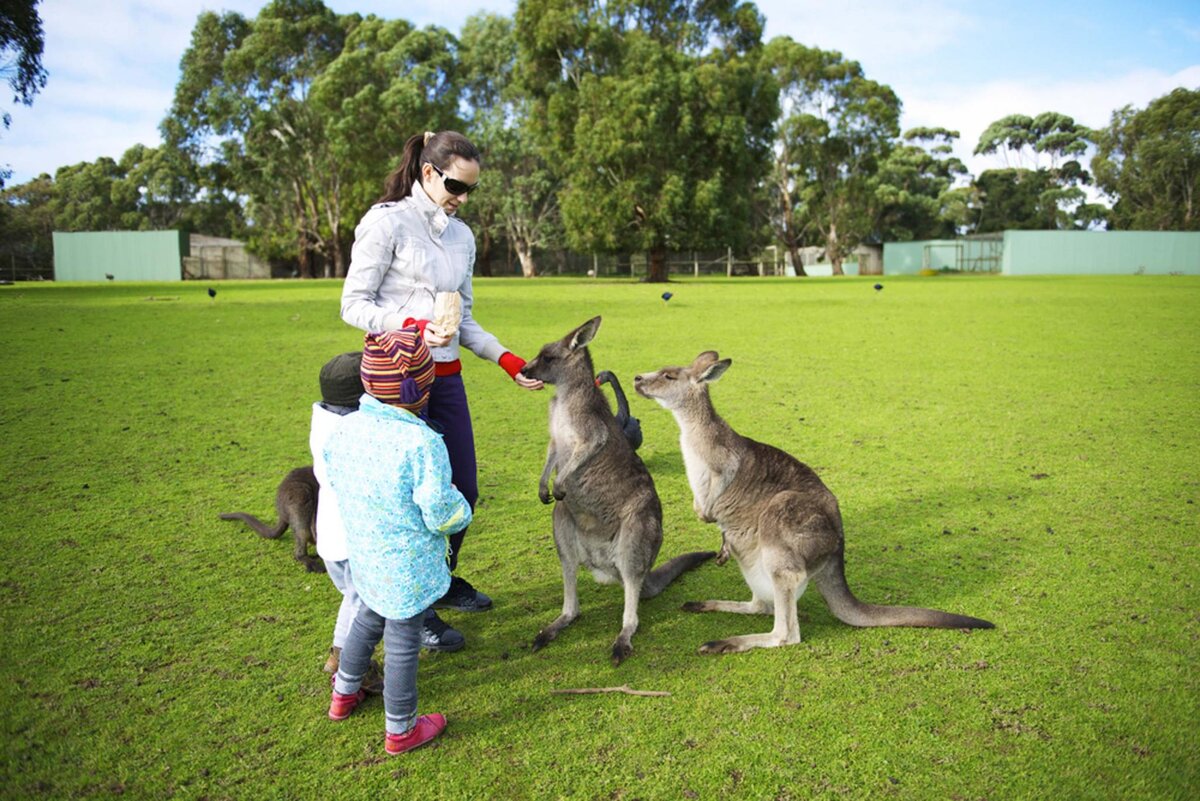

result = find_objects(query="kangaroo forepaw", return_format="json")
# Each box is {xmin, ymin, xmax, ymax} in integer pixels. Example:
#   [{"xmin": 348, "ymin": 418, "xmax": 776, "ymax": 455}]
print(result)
[
  {"xmin": 552, "ymin": 488, "xmax": 566, "ymax": 501},
  {"xmin": 302, "ymin": 557, "xmax": 326, "ymax": 573},
  {"xmin": 610, "ymin": 640, "xmax": 633, "ymax": 666},
  {"xmin": 538, "ymin": 488, "xmax": 552, "ymax": 505}
]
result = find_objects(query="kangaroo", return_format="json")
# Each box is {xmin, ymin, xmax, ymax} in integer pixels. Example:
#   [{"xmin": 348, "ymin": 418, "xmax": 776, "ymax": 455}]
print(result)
[
  {"xmin": 519, "ymin": 317, "xmax": 715, "ymax": 665},
  {"xmin": 634, "ymin": 352, "xmax": 993, "ymax": 655},
  {"xmin": 220, "ymin": 465, "xmax": 324, "ymax": 573}
]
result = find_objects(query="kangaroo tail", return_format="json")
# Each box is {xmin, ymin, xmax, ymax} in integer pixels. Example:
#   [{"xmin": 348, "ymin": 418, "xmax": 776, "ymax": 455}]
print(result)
[
  {"xmin": 815, "ymin": 553, "xmax": 994, "ymax": 629},
  {"xmin": 219, "ymin": 512, "xmax": 287, "ymax": 540},
  {"xmin": 640, "ymin": 550, "xmax": 717, "ymax": 599}
]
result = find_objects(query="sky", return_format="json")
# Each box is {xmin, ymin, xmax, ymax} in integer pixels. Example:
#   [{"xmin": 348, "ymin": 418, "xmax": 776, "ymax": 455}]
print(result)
[{"xmin": 2, "ymin": 0, "xmax": 1199, "ymax": 188}]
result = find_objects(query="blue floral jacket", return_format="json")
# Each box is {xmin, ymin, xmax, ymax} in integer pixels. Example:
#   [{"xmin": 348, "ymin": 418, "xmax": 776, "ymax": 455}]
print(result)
[{"xmin": 324, "ymin": 394, "xmax": 472, "ymax": 620}]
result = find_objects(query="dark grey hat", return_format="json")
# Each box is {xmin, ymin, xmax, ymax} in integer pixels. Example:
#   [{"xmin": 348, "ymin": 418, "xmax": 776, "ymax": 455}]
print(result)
[{"xmin": 319, "ymin": 351, "xmax": 365, "ymax": 408}]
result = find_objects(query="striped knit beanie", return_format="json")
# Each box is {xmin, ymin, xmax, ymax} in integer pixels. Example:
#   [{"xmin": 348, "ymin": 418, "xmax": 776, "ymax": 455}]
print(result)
[{"xmin": 360, "ymin": 327, "xmax": 435, "ymax": 414}]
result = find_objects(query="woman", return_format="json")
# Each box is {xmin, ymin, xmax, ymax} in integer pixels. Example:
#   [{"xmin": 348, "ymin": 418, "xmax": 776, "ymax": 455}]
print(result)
[{"xmin": 341, "ymin": 130, "xmax": 542, "ymax": 651}]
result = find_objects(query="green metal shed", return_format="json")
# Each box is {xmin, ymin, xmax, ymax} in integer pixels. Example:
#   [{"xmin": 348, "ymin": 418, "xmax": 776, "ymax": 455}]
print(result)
[
  {"xmin": 884, "ymin": 231, "xmax": 1200, "ymax": 276},
  {"xmin": 52, "ymin": 231, "xmax": 189, "ymax": 282},
  {"xmin": 1000, "ymin": 231, "xmax": 1199, "ymax": 275}
]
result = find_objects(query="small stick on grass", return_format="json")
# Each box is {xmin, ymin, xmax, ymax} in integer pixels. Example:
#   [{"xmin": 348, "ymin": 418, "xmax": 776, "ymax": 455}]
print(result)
[{"xmin": 550, "ymin": 685, "xmax": 671, "ymax": 698}]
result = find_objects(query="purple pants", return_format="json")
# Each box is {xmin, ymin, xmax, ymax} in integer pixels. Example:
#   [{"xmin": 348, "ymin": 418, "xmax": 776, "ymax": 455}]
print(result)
[{"xmin": 426, "ymin": 373, "xmax": 476, "ymax": 572}]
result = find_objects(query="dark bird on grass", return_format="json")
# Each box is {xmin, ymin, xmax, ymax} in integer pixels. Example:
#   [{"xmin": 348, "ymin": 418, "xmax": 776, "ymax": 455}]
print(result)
[
  {"xmin": 105, "ymin": 273, "xmax": 114, "ymax": 281},
  {"xmin": 874, "ymin": 283, "xmax": 883, "ymax": 291},
  {"xmin": 595, "ymin": 370, "xmax": 643, "ymax": 451},
  {"xmin": 208, "ymin": 287, "xmax": 217, "ymax": 298},
  {"xmin": 661, "ymin": 291, "xmax": 673, "ymax": 303}
]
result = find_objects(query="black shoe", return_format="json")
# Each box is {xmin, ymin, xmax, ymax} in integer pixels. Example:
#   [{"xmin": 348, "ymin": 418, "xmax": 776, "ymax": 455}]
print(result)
[
  {"xmin": 421, "ymin": 610, "xmax": 465, "ymax": 652},
  {"xmin": 433, "ymin": 576, "xmax": 494, "ymax": 613}
]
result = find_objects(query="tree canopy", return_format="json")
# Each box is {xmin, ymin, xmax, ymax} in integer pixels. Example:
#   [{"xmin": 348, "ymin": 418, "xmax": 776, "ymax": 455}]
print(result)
[
  {"xmin": 970, "ymin": 112, "xmax": 1107, "ymax": 231},
  {"xmin": 0, "ymin": 0, "xmax": 46, "ymax": 129},
  {"xmin": 765, "ymin": 37, "xmax": 900, "ymax": 275},
  {"xmin": 1092, "ymin": 87, "xmax": 1200, "ymax": 231},
  {"xmin": 3, "ymin": 0, "xmax": 1198, "ymax": 280},
  {"xmin": 516, "ymin": 0, "xmax": 777, "ymax": 281}
]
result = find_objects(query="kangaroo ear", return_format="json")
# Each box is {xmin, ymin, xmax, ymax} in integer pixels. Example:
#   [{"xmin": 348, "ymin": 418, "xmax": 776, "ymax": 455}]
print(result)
[
  {"xmin": 696, "ymin": 358, "xmax": 731, "ymax": 384},
  {"xmin": 567, "ymin": 316, "xmax": 602, "ymax": 351},
  {"xmin": 692, "ymin": 350, "xmax": 719, "ymax": 369}
]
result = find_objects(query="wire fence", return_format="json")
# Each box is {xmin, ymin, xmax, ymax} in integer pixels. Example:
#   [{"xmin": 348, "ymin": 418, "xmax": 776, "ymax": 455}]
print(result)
[
  {"xmin": 183, "ymin": 241, "xmax": 271, "ymax": 280},
  {"xmin": 477, "ymin": 247, "xmax": 853, "ymax": 278}
]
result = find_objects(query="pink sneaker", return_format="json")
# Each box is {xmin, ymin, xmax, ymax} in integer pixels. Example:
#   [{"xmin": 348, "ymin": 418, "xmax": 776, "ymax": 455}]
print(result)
[
  {"xmin": 385, "ymin": 714, "xmax": 447, "ymax": 755},
  {"xmin": 328, "ymin": 688, "xmax": 366, "ymax": 721}
]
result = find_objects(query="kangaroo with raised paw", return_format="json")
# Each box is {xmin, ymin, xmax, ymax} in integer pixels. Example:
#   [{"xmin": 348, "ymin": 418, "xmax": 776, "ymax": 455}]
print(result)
[
  {"xmin": 519, "ymin": 318, "xmax": 715, "ymax": 665},
  {"xmin": 634, "ymin": 352, "xmax": 993, "ymax": 655}
]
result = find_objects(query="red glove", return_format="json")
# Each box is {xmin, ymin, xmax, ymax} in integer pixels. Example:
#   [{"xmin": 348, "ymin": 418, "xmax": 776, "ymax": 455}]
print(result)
[{"xmin": 498, "ymin": 352, "xmax": 526, "ymax": 380}]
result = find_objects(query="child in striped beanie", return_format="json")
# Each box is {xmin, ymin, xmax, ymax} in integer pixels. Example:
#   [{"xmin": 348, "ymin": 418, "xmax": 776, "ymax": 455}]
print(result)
[
  {"xmin": 321, "ymin": 326, "xmax": 471, "ymax": 754},
  {"xmin": 359, "ymin": 327, "xmax": 436, "ymax": 414}
]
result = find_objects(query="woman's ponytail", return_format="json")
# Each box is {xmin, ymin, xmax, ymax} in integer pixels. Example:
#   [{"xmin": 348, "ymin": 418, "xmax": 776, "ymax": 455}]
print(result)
[
  {"xmin": 378, "ymin": 133, "xmax": 427, "ymax": 203},
  {"xmin": 377, "ymin": 131, "xmax": 481, "ymax": 205}
]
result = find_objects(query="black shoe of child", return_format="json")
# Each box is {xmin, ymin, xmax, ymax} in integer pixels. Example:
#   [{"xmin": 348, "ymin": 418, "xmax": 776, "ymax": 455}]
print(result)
[
  {"xmin": 421, "ymin": 610, "xmax": 465, "ymax": 652},
  {"xmin": 433, "ymin": 576, "xmax": 494, "ymax": 613}
]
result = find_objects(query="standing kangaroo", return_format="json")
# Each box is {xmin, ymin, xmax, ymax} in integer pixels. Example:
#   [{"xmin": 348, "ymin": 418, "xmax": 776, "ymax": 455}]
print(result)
[
  {"xmin": 634, "ymin": 352, "xmax": 993, "ymax": 654},
  {"xmin": 519, "ymin": 318, "xmax": 715, "ymax": 665}
]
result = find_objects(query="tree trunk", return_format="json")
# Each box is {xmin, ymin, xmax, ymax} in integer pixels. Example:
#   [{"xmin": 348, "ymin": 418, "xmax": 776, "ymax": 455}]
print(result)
[
  {"xmin": 786, "ymin": 243, "xmax": 808, "ymax": 277},
  {"xmin": 477, "ymin": 228, "xmax": 493, "ymax": 277},
  {"xmin": 515, "ymin": 241, "xmax": 537, "ymax": 277},
  {"xmin": 297, "ymin": 232, "xmax": 314, "ymax": 279},
  {"xmin": 827, "ymin": 222, "xmax": 844, "ymax": 276},
  {"xmin": 647, "ymin": 247, "xmax": 668, "ymax": 283},
  {"xmin": 331, "ymin": 228, "xmax": 345, "ymax": 278}
]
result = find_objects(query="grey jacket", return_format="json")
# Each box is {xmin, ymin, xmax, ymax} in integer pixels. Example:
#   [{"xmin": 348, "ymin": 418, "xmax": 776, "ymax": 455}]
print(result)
[{"xmin": 340, "ymin": 181, "xmax": 506, "ymax": 365}]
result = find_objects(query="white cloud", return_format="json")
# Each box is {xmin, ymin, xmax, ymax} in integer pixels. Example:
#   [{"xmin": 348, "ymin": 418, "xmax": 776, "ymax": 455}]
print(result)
[
  {"xmin": 901, "ymin": 64, "xmax": 1200, "ymax": 177},
  {"xmin": 758, "ymin": 0, "xmax": 976, "ymax": 62}
]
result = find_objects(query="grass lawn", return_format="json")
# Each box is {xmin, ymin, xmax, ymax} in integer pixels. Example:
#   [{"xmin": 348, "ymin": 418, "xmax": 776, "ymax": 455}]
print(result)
[{"xmin": 1, "ymin": 274, "xmax": 1197, "ymax": 800}]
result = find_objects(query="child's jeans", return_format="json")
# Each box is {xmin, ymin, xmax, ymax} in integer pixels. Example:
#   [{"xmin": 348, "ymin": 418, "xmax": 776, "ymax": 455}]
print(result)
[
  {"xmin": 334, "ymin": 604, "xmax": 424, "ymax": 735},
  {"xmin": 323, "ymin": 559, "xmax": 363, "ymax": 649}
]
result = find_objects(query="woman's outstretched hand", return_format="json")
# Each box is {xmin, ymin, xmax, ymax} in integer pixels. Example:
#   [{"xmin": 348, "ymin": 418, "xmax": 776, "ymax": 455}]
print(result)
[{"xmin": 513, "ymin": 373, "xmax": 543, "ymax": 391}]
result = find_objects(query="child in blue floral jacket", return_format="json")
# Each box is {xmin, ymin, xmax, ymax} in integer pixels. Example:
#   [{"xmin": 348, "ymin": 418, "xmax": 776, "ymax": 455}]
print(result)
[{"xmin": 323, "ymin": 326, "xmax": 471, "ymax": 755}]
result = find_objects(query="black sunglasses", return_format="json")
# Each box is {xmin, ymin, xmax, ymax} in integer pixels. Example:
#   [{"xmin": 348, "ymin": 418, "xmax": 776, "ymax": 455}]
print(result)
[{"xmin": 427, "ymin": 162, "xmax": 479, "ymax": 196}]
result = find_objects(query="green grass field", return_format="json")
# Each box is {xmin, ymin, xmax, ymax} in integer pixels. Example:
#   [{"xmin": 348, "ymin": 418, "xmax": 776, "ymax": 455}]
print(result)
[{"xmin": 1, "ymin": 275, "xmax": 1197, "ymax": 800}]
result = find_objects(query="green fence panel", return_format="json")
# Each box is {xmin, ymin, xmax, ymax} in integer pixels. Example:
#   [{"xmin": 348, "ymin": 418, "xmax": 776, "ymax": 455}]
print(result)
[
  {"xmin": 885, "ymin": 232, "xmax": 1199, "ymax": 276},
  {"xmin": 1001, "ymin": 231, "xmax": 1200, "ymax": 275},
  {"xmin": 882, "ymin": 239, "xmax": 958, "ymax": 274},
  {"xmin": 52, "ymin": 231, "xmax": 188, "ymax": 282}
]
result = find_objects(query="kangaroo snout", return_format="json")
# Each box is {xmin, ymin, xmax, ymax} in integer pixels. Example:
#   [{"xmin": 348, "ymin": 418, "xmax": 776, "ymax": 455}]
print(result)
[{"xmin": 632, "ymin": 371, "xmax": 661, "ymax": 397}]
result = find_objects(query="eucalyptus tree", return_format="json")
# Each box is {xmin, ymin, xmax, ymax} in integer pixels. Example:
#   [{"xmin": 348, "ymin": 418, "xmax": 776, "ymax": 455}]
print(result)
[
  {"xmin": 0, "ymin": 171, "xmax": 54, "ymax": 274},
  {"xmin": 0, "ymin": 0, "xmax": 47, "ymax": 133},
  {"xmin": 765, "ymin": 37, "xmax": 900, "ymax": 275},
  {"xmin": 515, "ymin": 0, "xmax": 777, "ymax": 282},
  {"xmin": 971, "ymin": 111, "xmax": 1106, "ymax": 231},
  {"xmin": 873, "ymin": 127, "xmax": 969, "ymax": 241},
  {"xmin": 166, "ymin": 1, "xmax": 345, "ymax": 276},
  {"xmin": 111, "ymin": 144, "xmax": 245, "ymax": 235},
  {"xmin": 165, "ymin": 0, "xmax": 461, "ymax": 277},
  {"xmin": 50, "ymin": 158, "xmax": 128, "ymax": 233},
  {"xmin": 1092, "ymin": 87, "xmax": 1200, "ymax": 231},
  {"xmin": 459, "ymin": 12, "xmax": 562, "ymax": 277}
]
